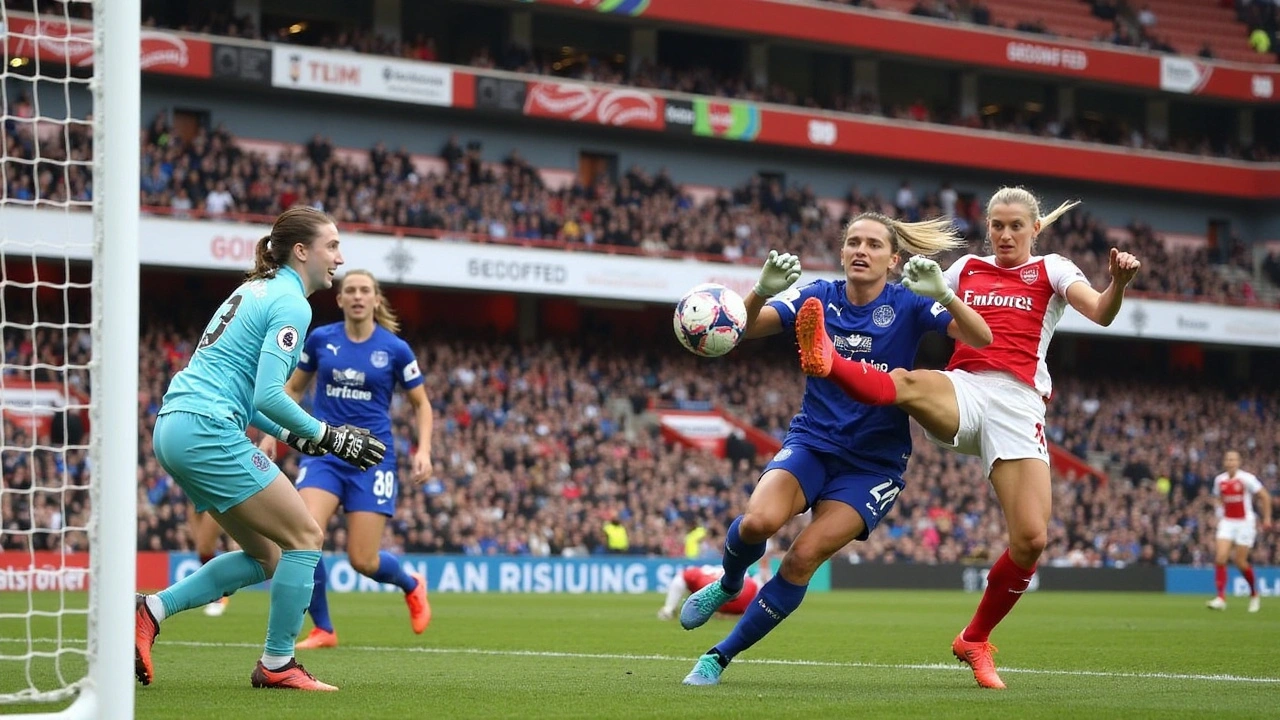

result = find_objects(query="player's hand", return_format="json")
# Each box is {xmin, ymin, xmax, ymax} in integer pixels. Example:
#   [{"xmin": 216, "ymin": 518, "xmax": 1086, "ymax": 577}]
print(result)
[
  {"xmin": 1109, "ymin": 248, "xmax": 1141, "ymax": 287},
  {"xmin": 901, "ymin": 256, "xmax": 955, "ymax": 305},
  {"xmin": 279, "ymin": 428, "xmax": 327, "ymax": 457},
  {"xmin": 753, "ymin": 250, "xmax": 802, "ymax": 298},
  {"xmin": 257, "ymin": 434, "xmax": 279, "ymax": 461},
  {"xmin": 318, "ymin": 423, "xmax": 387, "ymax": 471},
  {"xmin": 411, "ymin": 448, "xmax": 433, "ymax": 484}
]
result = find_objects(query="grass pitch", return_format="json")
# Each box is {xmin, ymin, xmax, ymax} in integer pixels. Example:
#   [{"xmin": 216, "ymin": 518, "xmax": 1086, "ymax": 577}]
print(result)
[{"xmin": 2, "ymin": 590, "xmax": 1276, "ymax": 718}]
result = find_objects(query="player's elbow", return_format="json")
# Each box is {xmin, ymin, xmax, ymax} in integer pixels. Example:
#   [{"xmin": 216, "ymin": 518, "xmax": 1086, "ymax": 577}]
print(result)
[
  {"xmin": 252, "ymin": 384, "xmax": 282, "ymax": 414},
  {"xmin": 970, "ymin": 325, "xmax": 994, "ymax": 349}
]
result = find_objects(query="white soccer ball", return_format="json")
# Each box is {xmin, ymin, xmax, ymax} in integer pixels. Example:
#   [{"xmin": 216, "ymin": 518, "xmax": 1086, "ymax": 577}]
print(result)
[{"xmin": 673, "ymin": 283, "xmax": 748, "ymax": 358}]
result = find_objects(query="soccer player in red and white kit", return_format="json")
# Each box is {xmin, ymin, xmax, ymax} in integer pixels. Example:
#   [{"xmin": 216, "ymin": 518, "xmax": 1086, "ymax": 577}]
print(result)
[
  {"xmin": 1206, "ymin": 450, "xmax": 1272, "ymax": 613},
  {"xmin": 658, "ymin": 565, "xmax": 765, "ymax": 621},
  {"xmin": 796, "ymin": 186, "xmax": 1141, "ymax": 689}
]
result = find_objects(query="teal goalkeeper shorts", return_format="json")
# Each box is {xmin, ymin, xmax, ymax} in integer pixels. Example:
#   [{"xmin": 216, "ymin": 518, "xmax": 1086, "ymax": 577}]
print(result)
[{"xmin": 152, "ymin": 410, "xmax": 279, "ymax": 513}]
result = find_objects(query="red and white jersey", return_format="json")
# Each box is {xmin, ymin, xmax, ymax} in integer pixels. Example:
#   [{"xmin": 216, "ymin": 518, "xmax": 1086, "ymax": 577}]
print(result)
[
  {"xmin": 943, "ymin": 253, "xmax": 1089, "ymax": 397},
  {"xmin": 1213, "ymin": 471, "xmax": 1264, "ymax": 521}
]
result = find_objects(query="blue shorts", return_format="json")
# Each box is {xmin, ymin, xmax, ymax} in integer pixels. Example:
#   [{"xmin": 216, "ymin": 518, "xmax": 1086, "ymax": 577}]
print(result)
[
  {"xmin": 153, "ymin": 411, "xmax": 279, "ymax": 514},
  {"xmin": 295, "ymin": 454, "xmax": 398, "ymax": 516},
  {"xmin": 763, "ymin": 444, "xmax": 904, "ymax": 541}
]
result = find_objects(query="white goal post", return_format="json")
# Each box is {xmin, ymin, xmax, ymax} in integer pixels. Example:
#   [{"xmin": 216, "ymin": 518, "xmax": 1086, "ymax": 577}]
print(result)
[{"xmin": 1, "ymin": 0, "xmax": 139, "ymax": 718}]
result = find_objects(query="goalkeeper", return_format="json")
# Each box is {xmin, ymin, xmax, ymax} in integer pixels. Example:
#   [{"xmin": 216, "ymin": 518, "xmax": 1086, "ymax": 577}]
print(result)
[{"xmin": 135, "ymin": 206, "xmax": 385, "ymax": 692}]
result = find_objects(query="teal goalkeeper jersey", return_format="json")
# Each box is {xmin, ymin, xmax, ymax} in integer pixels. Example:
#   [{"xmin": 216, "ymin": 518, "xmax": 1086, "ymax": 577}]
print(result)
[{"xmin": 159, "ymin": 266, "xmax": 320, "ymax": 439}]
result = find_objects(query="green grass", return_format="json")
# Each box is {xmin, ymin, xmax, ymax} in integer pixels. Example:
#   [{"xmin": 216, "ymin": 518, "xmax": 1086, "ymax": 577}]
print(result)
[{"xmin": 2, "ymin": 591, "xmax": 1276, "ymax": 718}]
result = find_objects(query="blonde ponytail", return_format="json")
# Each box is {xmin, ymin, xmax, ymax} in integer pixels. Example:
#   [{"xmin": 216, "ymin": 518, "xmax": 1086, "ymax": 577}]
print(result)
[{"xmin": 846, "ymin": 212, "xmax": 965, "ymax": 257}]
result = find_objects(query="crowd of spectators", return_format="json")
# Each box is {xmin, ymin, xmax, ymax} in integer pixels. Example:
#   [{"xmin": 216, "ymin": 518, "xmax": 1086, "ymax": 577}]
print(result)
[
  {"xmin": 3, "ymin": 297, "xmax": 1278, "ymax": 571},
  {"xmin": 121, "ymin": 0, "xmax": 1279, "ymax": 162}
]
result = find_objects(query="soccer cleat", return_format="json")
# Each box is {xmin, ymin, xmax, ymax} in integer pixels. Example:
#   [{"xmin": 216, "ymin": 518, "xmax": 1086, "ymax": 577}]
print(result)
[
  {"xmin": 680, "ymin": 580, "xmax": 740, "ymax": 630},
  {"xmin": 202, "ymin": 596, "xmax": 229, "ymax": 617},
  {"xmin": 1206, "ymin": 596, "xmax": 1227, "ymax": 611},
  {"xmin": 134, "ymin": 594, "xmax": 160, "ymax": 686},
  {"xmin": 795, "ymin": 297, "xmax": 834, "ymax": 378},
  {"xmin": 952, "ymin": 632, "xmax": 1006, "ymax": 690},
  {"xmin": 295, "ymin": 627, "xmax": 339, "ymax": 650},
  {"xmin": 250, "ymin": 659, "xmax": 338, "ymax": 691},
  {"xmin": 1248, "ymin": 596, "xmax": 1260, "ymax": 613},
  {"xmin": 682, "ymin": 654, "xmax": 724, "ymax": 686},
  {"xmin": 405, "ymin": 571, "xmax": 431, "ymax": 634}
]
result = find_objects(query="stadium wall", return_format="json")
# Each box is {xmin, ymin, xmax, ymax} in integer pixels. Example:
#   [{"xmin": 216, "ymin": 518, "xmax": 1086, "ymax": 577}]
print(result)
[{"xmin": 139, "ymin": 77, "xmax": 1264, "ymax": 237}]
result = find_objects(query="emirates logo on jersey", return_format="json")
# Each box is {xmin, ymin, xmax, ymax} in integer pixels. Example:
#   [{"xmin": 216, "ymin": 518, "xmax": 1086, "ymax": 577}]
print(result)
[
  {"xmin": 1020, "ymin": 266, "xmax": 1040, "ymax": 284},
  {"xmin": 962, "ymin": 290, "xmax": 1035, "ymax": 311}
]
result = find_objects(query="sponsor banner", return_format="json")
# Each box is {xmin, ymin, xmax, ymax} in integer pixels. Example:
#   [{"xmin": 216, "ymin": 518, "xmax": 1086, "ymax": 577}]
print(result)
[
  {"xmin": 692, "ymin": 98, "xmax": 760, "ymax": 141},
  {"xmin": 0, "ymin": 552, "xmax": 170, "ymax": 592},
  {"xmin": 270, "ymin": 46, "xmax": 453, "ymax": 107},
  {"xmin": 0, "ymin": 381, "xmax": 89, "ymax": 437},
  {"xmin": 529, "ymin": 0, "xmax": 1280, "ymax": 104},
  {"xmin": 1159, "ymin": 57, "xmax": 1212, "ymax": 95},
  {"xmin": 8, "ymin": 206, "xmax": 1280, "ymax": 347},
  {"xmin": 750, "ymin": 107, "xmax": 1274, "ymax": 199},
  {"xmin": 523, "ymin": 81, "xmax": 664, "ymax": 130},
  {"xmin": 168, "ymin": 553, "xmax": 832, "ymax": 593},
  {"xmin": 475, "ymin": 75, "xmax": 527, "ymax": 113},
  {"xmin": 831, "ymin": 563, "xmax": 1164, "ymax": 592},
  {"xmin": 1165, "ymin": 566, "xmax": 1280, "ymax": 596},
  {"xmin": 4, "ymin": 14, "xmax": 211, "ymax": 78},
  {"xmin": 212, "ymin": 42, "xmax": 272, "ymax": 85},
  {"xmin": 663, "ymin": 98, "xmax": 695, "ymax": 134}
]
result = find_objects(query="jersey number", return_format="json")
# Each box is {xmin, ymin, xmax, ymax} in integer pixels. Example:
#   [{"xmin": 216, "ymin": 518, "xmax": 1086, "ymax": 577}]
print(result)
[
  {"xmin": 372, "ymin": 470, "xmax": 395, "ymax": 499},
  {"xmin": 198, "ymin": 294, "xmax": 244, "ymax": 349}
]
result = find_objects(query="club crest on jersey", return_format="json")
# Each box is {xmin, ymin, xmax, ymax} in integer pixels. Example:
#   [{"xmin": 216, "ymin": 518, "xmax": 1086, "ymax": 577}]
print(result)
[
  {"xmin": 370, "ymin": 350, "xmax": 390, "ymax": 368},
  {"xmin": 251, "ymin": 452, "xmax": 272, "ymax": 472},
  {"xmin": 1020, "ymin": 266, "xmax": 1040, "ymax": 285},
  {"xmin": 872, "ymin": 305, "xmax": 895, "ymax": 328},
  {"xmin": 276, "ymin": 326, "xmax": 299, "ymax": 352},
  {"xmin": 773, "ymin": 447, "xmax": 793, "ymax": 463}
]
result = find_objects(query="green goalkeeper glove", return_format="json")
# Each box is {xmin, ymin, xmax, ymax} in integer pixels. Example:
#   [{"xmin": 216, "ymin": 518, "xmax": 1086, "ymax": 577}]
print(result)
[
  {"xmin": 753, "ymin": 250, "xmax": 802, "ymax": 298},
  {"xmin": 901, "ymin": 256, "xmax": 955, "ymax": 305}
]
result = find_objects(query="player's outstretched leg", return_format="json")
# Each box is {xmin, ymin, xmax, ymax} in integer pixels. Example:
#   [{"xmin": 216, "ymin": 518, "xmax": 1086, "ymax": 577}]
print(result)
[
  {"xmin": 683, "ymin": 574, "xmax": 809, "ymax": 685},
  {"xmin": 257, "ymin": 549, "xmax": 337, "ymax": 690},
  {"xmin": 679, "ymin": 581, "xmax": 740, "ymax": 630},
  {"xmin": 795, "ymin": 297, "xmax": 834, "ymax": 377}
]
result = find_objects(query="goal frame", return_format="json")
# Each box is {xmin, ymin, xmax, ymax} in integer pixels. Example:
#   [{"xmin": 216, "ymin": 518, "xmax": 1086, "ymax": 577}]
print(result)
[{"xmin": 8, "ymin": 0, "xmax": 140, "ymax": 717}]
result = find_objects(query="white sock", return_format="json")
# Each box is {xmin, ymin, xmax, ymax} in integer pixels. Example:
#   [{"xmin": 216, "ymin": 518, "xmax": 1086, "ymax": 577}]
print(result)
[
  {"xmin": 260, "ymin": 654, "xmax": 292, "ymax": 671},
  {"xmin": 662, "ymin": 575, "xmax": 687, "ymax": 614},
  {"xmin": 145, "ymin": 595, "xmax": 168, "ymax": 623}
]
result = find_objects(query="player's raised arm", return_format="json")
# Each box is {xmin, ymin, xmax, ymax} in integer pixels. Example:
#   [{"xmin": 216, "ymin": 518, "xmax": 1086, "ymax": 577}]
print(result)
[
  {"xmin": 1065, "ymin": 247, "xmax": 1141, "ymax": 326},
  {"xmin": 743, "ymin": 250, "xmax": 801, "ymax": 339},
  {"xmin": 901, "ymin": 256, "xmax": 992, "ymax": 348}
]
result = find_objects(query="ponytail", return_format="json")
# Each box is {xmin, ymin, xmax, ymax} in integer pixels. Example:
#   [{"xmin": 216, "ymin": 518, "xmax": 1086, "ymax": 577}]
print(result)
[
  {"xmin": 846, "ymin": 212, "xmax": 965, "ymax": 257},
  {"xmin": 245, "ymin": 234, "xmax": 280, "ymax": 281}
]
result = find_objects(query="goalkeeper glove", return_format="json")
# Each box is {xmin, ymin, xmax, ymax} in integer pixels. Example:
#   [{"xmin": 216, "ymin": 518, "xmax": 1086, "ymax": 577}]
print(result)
[
  {"xmin": 317, "ymin": 423, "xmax": 387, "ymax": 472},
  {"xmin": 279, "ymin": 428, "xmax": 327, "ymax": 457},
  {"xmin": 901, "ymin": 256, "xmax": 955, "ymax": 305},
  {"xmin": 753, "ymin": 250, "xmax": 802, "ymax": 298}
]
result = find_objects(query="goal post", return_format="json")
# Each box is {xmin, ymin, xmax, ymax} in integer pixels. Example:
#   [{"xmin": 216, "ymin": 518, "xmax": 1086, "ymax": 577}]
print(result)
[{"xmin": 1, "ymin": 0, "xmax": 139, "ymax": 717}]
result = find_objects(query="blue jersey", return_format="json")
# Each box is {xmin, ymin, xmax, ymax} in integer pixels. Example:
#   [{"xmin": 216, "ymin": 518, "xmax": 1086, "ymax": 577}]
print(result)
[
  {"xmin": 160, "ymin": 266, "xmax": 318, "ymax": 438},
  {"xmin": 297, "ymin": 322, "xmax": 423, "ymax": 454},
  {"xmin": 768, "ymin": 280, "xmax": 952, "ymax": 476}
]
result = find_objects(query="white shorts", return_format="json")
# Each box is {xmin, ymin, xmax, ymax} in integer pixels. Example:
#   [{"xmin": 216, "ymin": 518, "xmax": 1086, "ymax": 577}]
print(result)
[
  {"xmin": 1216, "ymin": 518, "xmax": 1258, "ymax": 548},
  {"xmin": 924, "ymin": 369, "xmax": 1048, "ymax": 477}
]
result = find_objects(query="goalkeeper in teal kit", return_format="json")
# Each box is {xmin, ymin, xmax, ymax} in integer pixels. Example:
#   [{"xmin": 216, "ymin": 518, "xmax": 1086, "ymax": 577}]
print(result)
[{"xmin": 134, "ymin": 207, "xmax": 386, "ymax": 692}]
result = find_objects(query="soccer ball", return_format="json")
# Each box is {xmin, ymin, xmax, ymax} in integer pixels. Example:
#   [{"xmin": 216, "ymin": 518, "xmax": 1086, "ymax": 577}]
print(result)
[{"xmin": 673, "ymin": 283, "xmax": 748, "ymax": 358}]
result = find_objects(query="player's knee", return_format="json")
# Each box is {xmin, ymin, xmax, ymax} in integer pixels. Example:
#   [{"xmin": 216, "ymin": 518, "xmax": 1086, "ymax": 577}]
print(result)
[
  {"xmin": 1010, "ymin": 530, "xmax": 1047, "ymax": 560},
  {"xmin": 350, "ymin": 553, "xmax": 380, "ymax": 577},
  {"xmin": 778, "ymin": 547, "xmax": 822, "ymax": 584},
  {"xmin": 739, "ymin": 512, "xmax": 783, "ymax": 543},
  {"xmin": 889, "ymin": 368, "xmax": 921, "ymax": 402},
  {"xmin": 278, "ymin": 517, "xmax": 324, "ymax": 552}
]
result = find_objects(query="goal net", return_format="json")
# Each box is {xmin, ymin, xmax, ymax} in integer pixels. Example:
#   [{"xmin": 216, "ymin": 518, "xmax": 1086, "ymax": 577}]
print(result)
[{"xmin": 1, "ymin": 1, "xmax": 138, "ymax": 717}]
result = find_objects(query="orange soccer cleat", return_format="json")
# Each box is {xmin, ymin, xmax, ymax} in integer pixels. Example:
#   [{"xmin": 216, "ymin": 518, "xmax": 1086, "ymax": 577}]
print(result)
[
  {"xmin": 795, "ymin": 297, "xmax": 835, "ymax": 378},
  {"xmin": 952, "ymin": 632, "xmax": 1007, "ymax": 690},
  {"xmin": 134, "ymin": 594, "xmax": 160, "ymax": 686},
  {"xmin": 250, "ymin": 659, "xmax": 338, "ymax": 691},
  {"xmin": 295, "ymin": 627, "xmax": 339, "ymax": 650},
  {"xmin": 405, "ymin": 572, "xmax": 432, "ymax": 634}
]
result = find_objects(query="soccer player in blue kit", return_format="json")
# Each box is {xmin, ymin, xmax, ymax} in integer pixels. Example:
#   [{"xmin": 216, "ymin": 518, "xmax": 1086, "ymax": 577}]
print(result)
[
  {"xmin": 681, "ymin": 212, "xmax": 993, "ymax": 685},
  {"xmin": 279, "ymin": 269, "xmax": 434, "ymax": 649},
  {"xmin": 134, "ymin": 207, "xmax": 386, "ymax": 691}
]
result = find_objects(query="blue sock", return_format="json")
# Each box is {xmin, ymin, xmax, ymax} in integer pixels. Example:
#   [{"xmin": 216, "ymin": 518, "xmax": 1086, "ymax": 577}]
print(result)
[
  {"xmin": 264, "ymin": 550, "xmax": 321, "ymax": 657},
  {"xmin": 369, "ymin": 551, "xmax": 418, "ymax": 593},
  {"xmin": 157, "ymin": 551, "xmax": 265, "ymax": 617},
  {"xmin": 307, "ymin": 557, "xmax": 333, "ymax": 633},
  {"xmin": 712, "ymin": 574, "xmax": 809, "ymax": 663},
  {"xmin": 719, "ymin": 516, "xmax": 767, "ymax": 593}
]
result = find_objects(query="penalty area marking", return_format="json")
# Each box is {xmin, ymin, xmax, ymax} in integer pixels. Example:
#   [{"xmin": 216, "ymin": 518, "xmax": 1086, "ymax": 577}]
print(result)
[{"xmin": 2, "ymin": 637, "xmax": 1278, "ymax": 684}]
